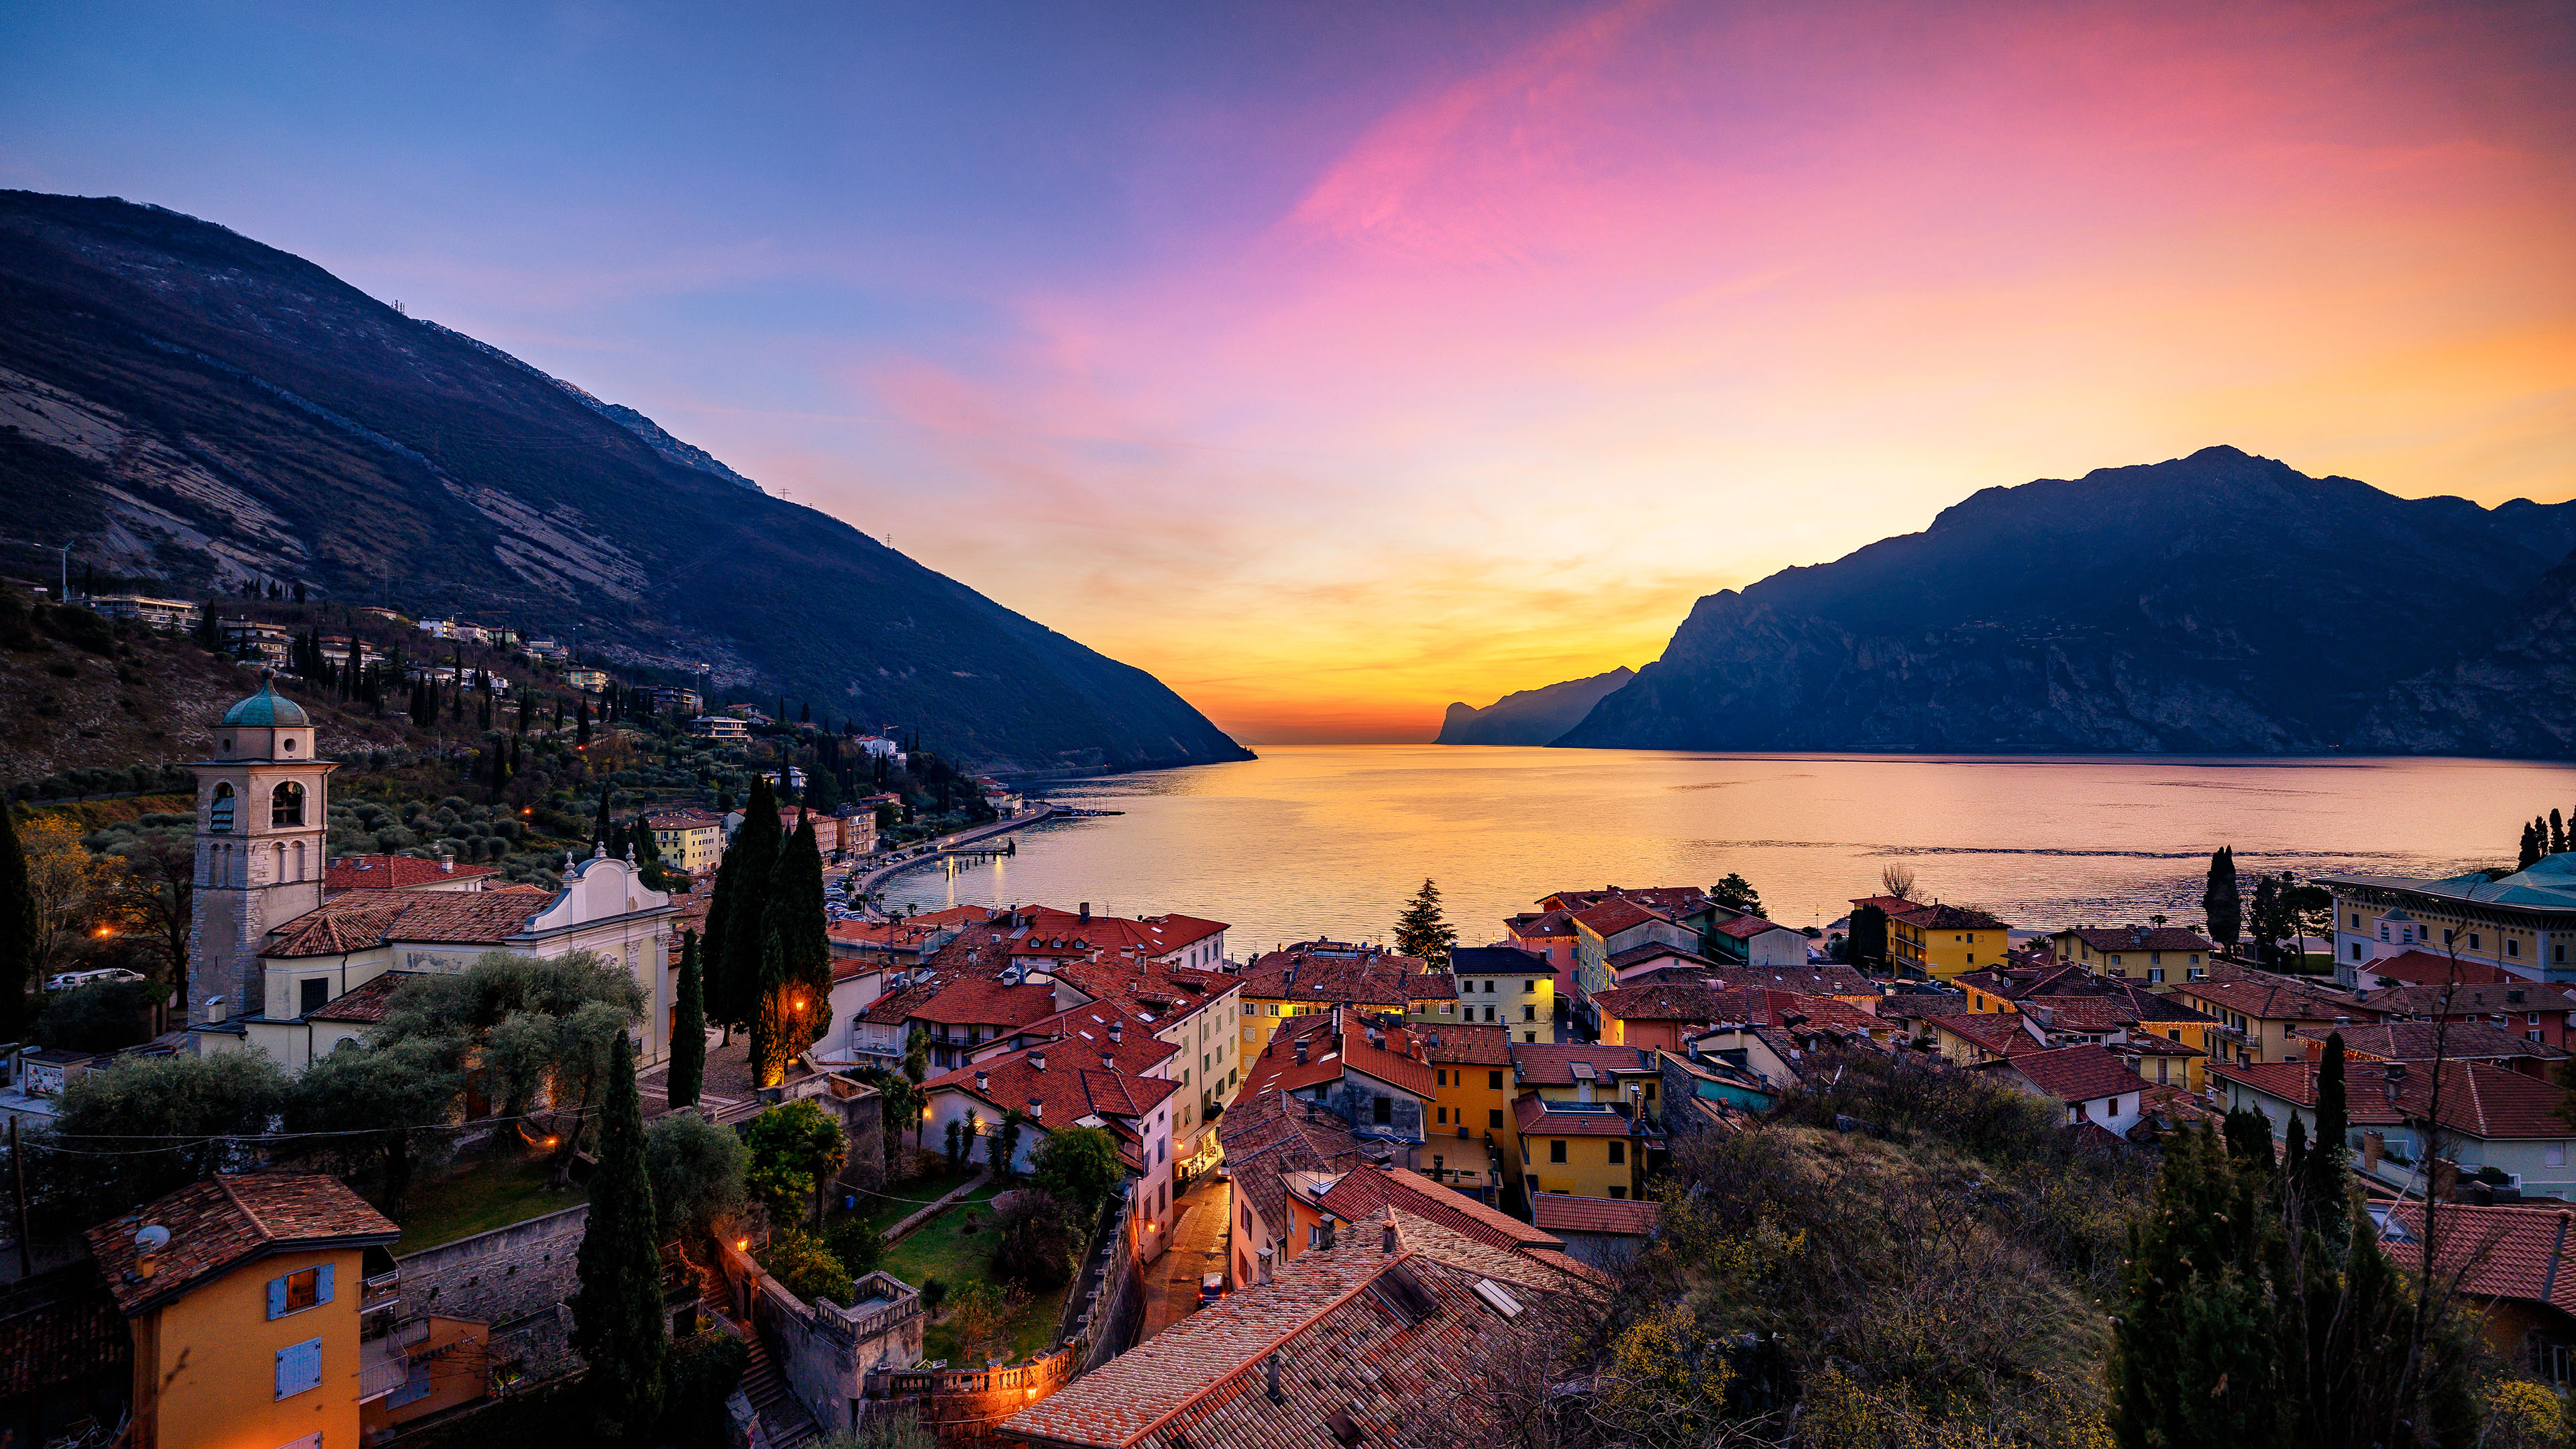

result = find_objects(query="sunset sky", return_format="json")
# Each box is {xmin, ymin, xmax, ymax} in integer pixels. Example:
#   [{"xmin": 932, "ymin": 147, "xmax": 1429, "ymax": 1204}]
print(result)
[{"xmin": 5, "ymin": 1, "xmax": 2571, "ymax": 743}]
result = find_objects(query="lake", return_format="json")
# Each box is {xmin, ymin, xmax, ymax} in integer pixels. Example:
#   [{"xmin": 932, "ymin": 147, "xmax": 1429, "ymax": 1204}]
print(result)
[{"xmin": 883, "ymin": 747, "xmax": 2576, "ymax": 957}]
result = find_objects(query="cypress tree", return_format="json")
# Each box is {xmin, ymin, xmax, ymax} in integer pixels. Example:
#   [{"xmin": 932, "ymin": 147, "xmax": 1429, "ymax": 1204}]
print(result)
[
  {"xmin": 2555, "ymin": 809, "xmax": 2567, "ymax": 856},
  {"xmin": 570, "ymin": 1034, "xmax": 667, "ymax": 1442},
  {"xmin": 669, "ymin": 930, "xmax": 705, "ymax": 1110},
  {"xmin": 751, "ymin": 816, "xmax": 831, "ymax": 1087},
  {"xmin": 2305, "ymin": 1034, "xmax": 2350, "ymax": 1250},
  {"xmin": 0, "ymin": 808, "xmax": 36, "ymax": 1043},
  {"xmin": 2282, "ymin": 1113, "xmax": 2308, "ymax": 1197},
  {"xmin": 2220, "ymin": 1105, "xmax": 2274, "ymax": 1172},
  {"xmin": 2520, "ymin": 822, "xmax": 2542, "ymax": 871},
  {"xmin": 578, "ymin": 698, "xmax": 593, "ymax": 744},
  {"xmin": 2109, "ymin": 1128, "xmax": 2285, "ymax": 1448},
  {"xmin": 2200, "ymin": 846, "xmax": 2241, "ymax": 951},
  {"xmin": 713, "ymin": 777, "xmax": 783, "ymax": 1041}
]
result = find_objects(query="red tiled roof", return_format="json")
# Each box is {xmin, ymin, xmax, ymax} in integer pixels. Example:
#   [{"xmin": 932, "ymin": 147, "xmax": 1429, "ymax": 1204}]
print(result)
[
  {"xmin": 0, "ymin": 1271, "xmax": 127, "ymax": 1397},
  {"xmin": 1218, "ymin": 1087, "xmax": 1366, "ymax": 1236},
  {"xmin": 87, "ymin": 1174, "xmax": 398, "ymax": 1316},
  {"xmin": 1314, "ymin": 1166, "xmax": 1560, "ymax": 1255},
  {"xmin": 1591, "ymin": 981, "xmax": 1725, "ymax": 1024},
  {"xmin": 643, "ymin": 808, "xmax": 726, "ymax": 830},
  {"xmin": 2053, "ymin": 926, "xmax": 2219, "ymax": 953},
  {"xmin": 264, "ymin": 890, "xmax": 555, "ymax": 958},
  {"xmin": 2383, "ymin": 1202, "xmax": 2576, "ymax": 1315},
  {"xmin": 2212, "ymin": 1058, "xmax": 2574, "ymax": 1139},
  {"xmin": 2174, "ymin": 977, "xmax": 2353, "ymax": 1022},
  {"xmin": 1890, "ymin": 902, "xmax": 2012, "ymax": 930},
  {"xmin": 1542, "ymin": 886, "xmax": 1713, "ymax": 918},
  {"xmin": 1002, "ymin": 1212, "xmax": 1596, "ymax": 1448},
  {"xmin": 1926, "ymin": 1012, "xmax": 2041, "ymax": 1055},
  {"xmin": 2288, "ymin": 1022, "xmax": 2569, "ymax": 1063},
  {"xmin": 921, "ymin": 1024, "xmax": 1179, "ymax": 1135},
  {"xmin": 1416, "ymin": 1024, "xmax": 1513, "ymax": 1065},
  {"xmin": 1505, "ymin": 1042, "xmax": 1654, "ymax": 1087},
  {"xmin": 1994, "ymin": 1044, "xmax": 2147, "ymax": 1105},
  {"xmin": 2354, "ymin": 980, "xmax": 2576, "ymax": 1018},
  {"xmin": 1713, "ymin": 914, "xmax": 1799, "ymax": 941},
  {"xmin": 1605, "ymin": 943, "xmax": 1715, "ymax": 973},
  {"xmin": 1505, "ymin": 910, "xmax": 1576, "ymax": 939},
  {"xmin": 2353, "ymin": 951, "xmax": 2521, "ymax": 987},
  {"xmin": 323, "ymin": 855, "xmax": 496, "ymax": 892},
  {"xmin": 1237, "ymin": 946, "xmax": 1428, "ymax": 1008},
  {"xmin": 303, "ymin": 971, "xmax": 421, "ymax": 1024},
  {"xmin": 1513, "ymin": 1095, "xmax": 1633, "ymax": 1136},
  {"xmin": 1845, "ymin": 895, "xmax": 1917, "ymax": 914},
  {"xmin": 1530, "ymin": 1194, "xmax": 1661, "ymax": 1238},
  {"xmin": 1013, "ymin": 906, "xmax": 1229, "ymax": 958},
  {"xmin": 1570, "ymin": 898, "xmax": 1663, "ymax": 936}
]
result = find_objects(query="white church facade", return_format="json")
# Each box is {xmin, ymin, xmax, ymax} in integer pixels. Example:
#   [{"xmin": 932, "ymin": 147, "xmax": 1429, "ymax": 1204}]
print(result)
[{"xmin": 187, "ymin": 673, "xmax": 681, "ymax": 1071}]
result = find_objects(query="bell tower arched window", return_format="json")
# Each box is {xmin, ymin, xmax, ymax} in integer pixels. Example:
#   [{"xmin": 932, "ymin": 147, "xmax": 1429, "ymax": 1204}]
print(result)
[
  {"xmin": 272, "ymin": 781, "xmax": 305, "ymax": 828},
  {"xmin": 209, "ymin": 784, "xmax": 235, "ymax": 834}
]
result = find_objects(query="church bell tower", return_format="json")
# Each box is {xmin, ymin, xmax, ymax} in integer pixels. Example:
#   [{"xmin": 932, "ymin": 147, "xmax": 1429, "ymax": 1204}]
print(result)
[{"xmin": 189, "ymin": 671, "xmax": 335, "ymax": 1027}]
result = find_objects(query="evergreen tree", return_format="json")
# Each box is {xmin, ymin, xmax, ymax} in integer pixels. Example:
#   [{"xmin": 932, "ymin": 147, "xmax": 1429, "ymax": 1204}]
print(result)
[
  {"xmin": 2201, "ymin": 846, "xmax": 2242, "ymax": 950},
  {"xmin": 578, "ymin": 698, "xmax": 593, "ymax": 744},
  {"xmin": 714, "ymin": 777, "xmax": 784, "ymax": 1047},
  {"xmin": 2282, "ymin": 1113, "xmax": 2309, "ymax": 1196},
  {"xmin": 2555, "ymin": 808, "xmax": 2567, "ymax": 855},
  {"xmin": 750, "ymin": 816, "xmax": 831, "ymax": 1087},
  {"xmin": 2520, "ymin": 822, "xmax": 2542, "ymax": 871},
  {"xmin": 2249, "ymin": 873, "xmax": 2284, "ymax": 967},
  {"xmin": 2304, "ymin": 1033, "xmax": 2350, "ymax": 1250},
  {"xmin": 2220, "ymin": 1105, "xmax": 2275, "ymax": 1171},
  {"xmin": 2109, "ymin": 1128, "xmax": 2285, "ymax": 1448},
  {"xmin": 0, "ymin": 808, "xmax": 36, "ymax": 1043},
  {"xmin": 1847, "ymin": 904, "xmax": 1889, "ymax": 972},
  {"xmin": 665, "ymin": 933, "xmax": 706, "ymax": 1113},
  {"xmin": 1393, "ymin": 877, "xmax": 1458, "ymax": 969},
  {"xmin": 1711, "ymin": 872, "xmax": 1762, "ymax": 918},
  {"xmin": 570, "ymin": 1034, "xmax": 667, "ymax": 1442}
]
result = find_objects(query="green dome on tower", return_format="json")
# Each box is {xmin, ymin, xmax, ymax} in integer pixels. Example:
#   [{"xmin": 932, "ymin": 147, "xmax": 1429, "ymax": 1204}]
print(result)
[{"xmin": 220, "ymin": 670, "xmax": 310, "ymax": 728}]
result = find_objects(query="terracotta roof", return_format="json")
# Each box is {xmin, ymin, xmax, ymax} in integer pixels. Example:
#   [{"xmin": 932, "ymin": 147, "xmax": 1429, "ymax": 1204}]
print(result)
[
  {"xmin": 1505, "ymin": 1042, "xmax": 1654, "ymax": 1086},
  {"xmin": 1505, "ymin": 910, "xmax": 1576, "ymax": 939},
  {"xmin": 2053, "ymin": 926, "xmax": 2219, "ymax": 953},
  {"xmin": 263, "ymin": 890, "xmax": 555, "ymax": 958},
  {"xmin": 87, "ymin": 1174, "xmax": 398, "ymax": 1316},
  {"xmin": 1514, "ymin": 1095, "xmax": 1633, "ymax": 1136},
  {"xmin": 1530, "ymin": 1194, "xmax": 1661, "ymax": 1238},
  {"xmin": 1926, "ymin": 1012, "xmax": 2041, "ymax": 1055},
  {"xmin": 1707, "ymin": 987, "xmax": 1884, "ymax": 1038},
  {"xmin": 1219, "ymin": 1088, "xmax": 1366, "ymax": 1236},
  {"xmin": 303, "ymin": 971, "xmax": 422, "ymax": 1024},
  {"xmin": 1890, "ymin": 902, "xmax": 2012, "ymax": 931},
  {"xmin": 1238, "ymin": 946, "xmax": 1427, "ymax": 1008},
  {"xmin": 2353, "ymin": 951, "xmax": 2522, "ymax": 987},
  {"xmin": 2212, "ymin": 1058, "xmax": 2575, "ymax": 1139},
  {"xmin": 2017, "ymin": 998, "xmax": 2141, "ymax": 1034},
  {"xmin": 323, "ymin": 855, "xmax": 495, "ymax": 892},
  {"xmin": 2288, "ymin": 1022, "xmax": 2569, "ymax": 1063},
  {"xmin": 1570, "ymin": 898, "xmax": 1664, "ymax": 936},
  {"xmin": 1591, "ymin": 981, "xmax": 1725, "ymax": 1024},
  {"xmin": 1314, "ymin": 1166, "xmax": 1561, "ymax": 1256},
  {"xmin": 1414, "ymin": 1023, "xmax": 1513, "ymax": 1066},
  {"xmin": 1014, "ymin": 906, "xmax": 1230, "ymax": 958},
  {"xmin": 920, "ymin": 1012, "xmax": 1181, "ymax": 1135},
  {"xmin": 1713, "ymin": 914, "xmax": 1799, "ymax": 941},
  {"xmin": 1605, "ymin": 943, "xmax": 1716, "ymax": 973},
  {"xmin": 1845, "ymin": 895, "xmax": 1918, "ymax": 914},
  {"xmin": 1993, "ymin": 1044, "xmax": 2147, "ymax": 1105},
  {"xmin": 2355, "ymin": 981, "xmax": 2576, "ymax": 1018},
  {"xmin": 2383, "ymin": 1202, "xmax": 2576, "ymax": 1315},
  {"xmin": 1002, "ymin": 1212, "xmax": 1596, "ymax": 1448},
  {"xmin": 0, "ymin": 1269, "xmax": 129, "ymax": 1397},
  {"xmin": 1542, "ymin": 886, "xmax": 1713, "ymax": 918},
  {"xmin": 2174, "ymin": 977, "xmax": 2352, "ymax": 1022},
  {"xmin": 643, "ymin": 808, "xmax": 726, "ymax": 830}
]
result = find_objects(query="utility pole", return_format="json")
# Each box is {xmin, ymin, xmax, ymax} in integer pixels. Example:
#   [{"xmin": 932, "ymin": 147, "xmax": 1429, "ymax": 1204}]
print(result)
[{"xmin": 10, "ymin": 1118, "xmax": 31, "ymax": 1279}]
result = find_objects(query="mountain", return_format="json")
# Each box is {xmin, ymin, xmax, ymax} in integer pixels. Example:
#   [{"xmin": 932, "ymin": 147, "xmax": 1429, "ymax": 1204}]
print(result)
[
  {"xmin": 1435, "ymin": 666, "xmax": 1633, "ymax": 745},
  {"xmin": 1552, "ymin": 447, "xmax": 2576, "ymax": 755},
  {"xmin": 2354, "ymin": 550, "xmax": 2576, "ymax": 758},
  {"xmin": 0, "ymin": 191, "xmax": 1250, "ymax": 773}
]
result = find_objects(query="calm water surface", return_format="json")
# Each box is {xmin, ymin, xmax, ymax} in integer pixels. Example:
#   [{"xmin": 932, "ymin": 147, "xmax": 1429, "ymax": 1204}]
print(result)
[{"xmin": 884, "ymin": 747, "xmax": 2576, "ymax": 955}]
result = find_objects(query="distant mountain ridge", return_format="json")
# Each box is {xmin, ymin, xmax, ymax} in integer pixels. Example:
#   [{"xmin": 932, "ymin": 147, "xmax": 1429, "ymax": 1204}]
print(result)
[
  {"xmin": 1548, "ymin": 447, "xmax": 2576, "ymax": 756},
  {"xmin": 0, "ymin": 190, "xmax": 1249, "ymax": 773},
  {"xmin": 1436, "ymin": 667, "xmax": 1633, "ymax": 745}
]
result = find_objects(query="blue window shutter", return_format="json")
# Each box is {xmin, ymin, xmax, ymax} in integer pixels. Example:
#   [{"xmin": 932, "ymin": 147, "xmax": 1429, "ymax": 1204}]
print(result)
[
  {"xmin": 267, "ymin": 1275, "xmax": 288, "ymax": 1320},
  {"xmin": 276, "ymin": 1337, "xmax": 322, "ymax": 1398},
  {"xmin": 315, "ymin": 1263, "xmax": 334, "ymax": 1305}
]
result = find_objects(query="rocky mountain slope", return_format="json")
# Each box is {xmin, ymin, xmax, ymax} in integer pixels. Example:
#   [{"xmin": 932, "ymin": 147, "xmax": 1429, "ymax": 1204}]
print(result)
[
  {"xmin": 1552, "ymin": 447, "xmax": 2576, "ymax": 755},
  {"xmin": 2354, "ymin": 549, "xmax": 2576, "ymax": 758},
  {"xmin": 1435, "ymin": 666, "xmax": 1633, "ymax": 745},
  {"xmin": 0, "ymin": 191, "xmax": 1249, "ymax": 773}
]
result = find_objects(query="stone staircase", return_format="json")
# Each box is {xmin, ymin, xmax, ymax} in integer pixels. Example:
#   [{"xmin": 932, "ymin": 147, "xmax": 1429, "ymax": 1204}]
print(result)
[{"xmin": 708, "ymin": 1284, "xmax": 822, "ymax": 1448}]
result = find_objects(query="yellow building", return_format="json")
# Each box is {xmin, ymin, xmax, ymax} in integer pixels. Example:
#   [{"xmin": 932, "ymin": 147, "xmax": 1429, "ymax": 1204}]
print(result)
[
  {"xmin": 2046, "ymin": 926, "xmax": 2217, "ymax": 985},
  {"xmin": 1514, "ymin": 1096, "xmax": 1638, "ymax": 1199},
  {"xmin": 1423, "ymin": 1023, "xmax": 1519, "ymax": 1194},
  {"xmin": 1442, "ymin": 946, "xmax": 1556, "ymax": 1044},
  {"xmin": 1886, "ymin": 902, "xmax": 2012, "ymax": 980},
  {"xmin": 645, "ymin": 808, "xmax": 729, "ymax": 872},
  {"xmin": 2170, "ymin": 977, "xmax": 2353, "ymax": 1069},
  {"xmin": 88, "ymin": 1173, "xmax": 400, "ymax": 1449},
  {"xmin": 1232, "ymin": 942, "xmax": 1420, "ymax": 1067}
]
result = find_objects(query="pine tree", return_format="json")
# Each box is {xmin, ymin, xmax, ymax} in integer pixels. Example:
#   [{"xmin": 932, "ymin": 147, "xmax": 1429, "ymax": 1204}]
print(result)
[
  {"xmin": 2220, "ymin": 1106, "xmax": 2274, "ymax": 1171},
  {"xmin": 1393, "ymin": 878, "xmax": 1458, "ymax": 969},
  {"xmin": 0, "ymin": 808, "xmax": 36, "ymax": 1044},
  {"xmin": 669, "ymin": 931, "xmax": 705, "ymax": 1110},
  {"xmin": 2109, "ymin": 1128, "xmax": 2286, "ymax": 1448},
  {"xmin": 2201, "ymin": 846, "xmax": 2242, "ymax": 950},
  {"xmin": 570, "ymin": 1034, "xmax": 667, "ymax": 1442}
]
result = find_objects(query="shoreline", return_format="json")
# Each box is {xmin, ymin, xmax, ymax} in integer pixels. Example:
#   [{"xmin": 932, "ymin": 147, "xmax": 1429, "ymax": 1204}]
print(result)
[{"xmin": 840, "ymin": 804, "xmax": 1067, "ymax": 902}]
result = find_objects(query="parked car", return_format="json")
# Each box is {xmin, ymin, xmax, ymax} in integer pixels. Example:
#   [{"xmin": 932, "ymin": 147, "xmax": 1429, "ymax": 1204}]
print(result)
[
  {"xmin": 46, "ymin": 968, "xmax": 146, "ymax": 991},
  {"xmin": 1199, "ymin": 1273, "xmax": 1224, "ymax": 1307}
]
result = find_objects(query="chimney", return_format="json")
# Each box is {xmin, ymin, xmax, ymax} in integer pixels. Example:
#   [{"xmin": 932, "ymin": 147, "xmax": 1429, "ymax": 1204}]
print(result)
[
  {"xmin": 1028, "ymin": 1095, "xmax": 1044, "ymax": 1122},
  {"xmin": 1265, "ymin": 1352, "xmax": 1285, "ymax": 1404},
  {"xmin": 1032, "ymin": 1051, "xmax": 1047, "ymax": 1073},
  {"xmin": 442, "ymin": 857, "xmax": 455, "ymax": 873},
  {"xmin": 2383, "ymin": 1062, "xmax": 2406, "ymax": 1105},
  {"xmin": 1256, "ymin": 1247, "xmax": 1275, "ymax": 1286},
  {"xmin": 203, "ymin": 994, "xmax": 227, "ymax": 1024},
  {"xmin": 975, "ymin": 1069, "xmax": 989, "ymax": 1094},
  {"xmin": 132, "ymin": 1224, "xmax": 170, "ymax": 1279},
  {"xmin": 1381, "ymin": 1204, "xmax": 1401, "ymax": 1254},
  {"xmin": 1320, "ymin": 1216, "xmax": 1337, "ymax": 1250},
  {"xmin": 1079, "ymin": 902, "xmax": 1091, "ymax": 923},
  {"xmin": 1102, "ymin": 1052, "xmax": 1116, "ymax": 1069},
  {"xmin": 1109, "ymin": 1020, "xmax": 1123, "ymax": 1044},
  {"xmin": 1293, "ymin": 1039, "xmax": 1309, "ymax": 1066}
]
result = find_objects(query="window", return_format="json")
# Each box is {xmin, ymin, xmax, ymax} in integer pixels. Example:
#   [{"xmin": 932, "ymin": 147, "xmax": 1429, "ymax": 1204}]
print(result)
[
  {"xmin": 2471, "ymin": 933, "xmax": 2483, "ymax": 951},
  {"xmin": 2147, "ymin": 968, "xmax": 2165, "ymax": 984},
  {"xmin": 1523, "ymin": 980, "xmax": 1536, "ymax": 994},
  {"xmin": 267, "ymin": 1265, "xmax": 331, "ymax": 1318},
  {"xmin": 1436, "ymin": 1106, "xmax": 1448, "ymax": 1124},
  {"xmin": 300, "ymin": 979, "xmax": 329, "ymax": 1015},
  {"xmin": 1607, "ymin": 1140, "xmax": 1625, "ymax": 1165},
  {"xmin": 1483, "ymin": 1006, "xmax": 1496, "ymax": 1022},
  {"xmin": 1485, "ymin": 981, "xmax": 1496, "ymax": 994},
  {"xmin": 2510, "ymin": 940, "xmax": 2522, "ymax": 958},
  {"xmin": 1609, "ymin": 1185, "xmax": 1627, "ymax": 1199},
  {"xmin": 1488, "ymin": 1071, "xmax": 1503, "ymax": 1090},
  {"xmin": 1550, "ymin": 1140, "xmax": 1567, "ymax": 1164},
  {"xmin": 1373, "ymin": 1097, "xmax": 1391, "ymax": 1126},
  {"xmin": 208, "ymin": 783, "xmax": 235, "ymax": 833},
  {"xmin": 1489, "ymin": 1108, "xmax": 1503, "ymax": 1128},
  {"xmin": 276, "ymin": 1338, "xmax": 323, "ymax": 1399},
  {"xmin": 1522, "ymin": 1006, "xmax": 1536, "ymax": 1022},
  {"xmin": 2550, "ymin": 1142, "xmax": 2568, "ymax": 1169}
]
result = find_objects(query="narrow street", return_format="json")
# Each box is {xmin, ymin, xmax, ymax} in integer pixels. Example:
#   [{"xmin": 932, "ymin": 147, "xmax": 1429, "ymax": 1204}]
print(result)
[{"xmin": 1137, "ymin": 1177, "xmax": 1230, "ymax": 1342}]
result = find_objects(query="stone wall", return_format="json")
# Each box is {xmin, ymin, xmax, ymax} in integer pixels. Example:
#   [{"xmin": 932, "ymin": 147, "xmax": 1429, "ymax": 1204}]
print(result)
[
  {"xmin": 396, "ymin": 1203, "xmax": 590, "ymax": 1383},
  {"xmin": 716, "ymin": 1239, "xmax": 924, "ymax": 1439}
]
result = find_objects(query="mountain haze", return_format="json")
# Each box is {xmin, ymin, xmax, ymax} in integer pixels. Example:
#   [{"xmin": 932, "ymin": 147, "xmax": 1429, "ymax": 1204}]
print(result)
[
  {"xmin": 1553, "ymin": 447, "xmax": 2576, "ymax": 755},
  {"xmin": 0, "ymin": 191, "xmax": 1249, "ymax": 773},
  {"xmin": 1435, "ymin": 666, "xmax": 1633, "ymax": 745}
]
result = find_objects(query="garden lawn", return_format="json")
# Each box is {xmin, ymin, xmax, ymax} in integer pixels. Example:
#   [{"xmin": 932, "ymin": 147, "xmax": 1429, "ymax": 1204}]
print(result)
[
  {"xmin": 879, "ymin": 1187, "xmax": 1068, "ymax": 1367},
  {"xmin": 848, "ymin": 1164, "xmax": 983, "ymax": 1238},
  {"xmin": 394, "ymin": 1153, "xmax": 588, "ymax": 1254}
]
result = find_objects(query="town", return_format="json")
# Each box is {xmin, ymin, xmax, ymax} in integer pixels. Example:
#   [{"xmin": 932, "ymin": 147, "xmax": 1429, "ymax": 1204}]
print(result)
[{"xmin": 4, "ymin": 593, "xmax": 2576, "ymax": 1449}]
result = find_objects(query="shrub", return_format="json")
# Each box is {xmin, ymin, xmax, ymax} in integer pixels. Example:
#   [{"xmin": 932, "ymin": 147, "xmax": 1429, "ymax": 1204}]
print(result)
[
  {"xmin": 646, "ymin": 1110, "xmax": 749, "ymax": 1239},
  {"xmin": 660, "ymin": 1328, "xmax": 749, "ymax": 1447},
  {"xmin": 987, "ymin": 1191, "xmax": 1083, "ymax": 1291},
  {"xmin": 826, "ymin": 1217, "xmax": 886, "ymax": 1275},
  {"xmin": 756, "ymin": 1224, "xmax": 853, "ymax": 1308},
  {"xmin": 33, "ymin": 978, "xmax": 166, "ymax": 1054}
]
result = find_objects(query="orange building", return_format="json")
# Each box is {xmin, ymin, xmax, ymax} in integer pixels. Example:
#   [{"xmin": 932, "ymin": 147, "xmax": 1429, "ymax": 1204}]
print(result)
[{"xmin": 87, "ymin": 1173, "xmax": 399, "ymax": 1449}]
